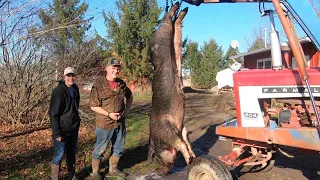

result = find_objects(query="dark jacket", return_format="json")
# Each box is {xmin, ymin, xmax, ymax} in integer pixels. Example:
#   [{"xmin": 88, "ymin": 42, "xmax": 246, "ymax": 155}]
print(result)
[{"xmin": 49, "ymin": 81, "xmax": 81, "ymax": 138}]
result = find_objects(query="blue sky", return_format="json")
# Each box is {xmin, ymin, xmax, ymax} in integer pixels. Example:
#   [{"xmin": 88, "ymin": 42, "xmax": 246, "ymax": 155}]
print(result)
[{"xmin": 85, "ymin": 0, "xmax": 311, "ymax": 53}]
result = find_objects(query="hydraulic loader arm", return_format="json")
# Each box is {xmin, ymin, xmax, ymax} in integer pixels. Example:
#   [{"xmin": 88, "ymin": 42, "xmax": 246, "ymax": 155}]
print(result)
[
  {"xmin": 182, "ymin": 0, "xmax": 271, "ymax": 6},
  {"xmin": 182, "ymin": 0, "xmax": 320, "ymax": 50},
  {"xmin": 182, "ymin": 0, "xmax": 320, "ymax": 127},
  {"xmin": 281, "ymin": 0, "xmax": 320, "ymax": 51}
]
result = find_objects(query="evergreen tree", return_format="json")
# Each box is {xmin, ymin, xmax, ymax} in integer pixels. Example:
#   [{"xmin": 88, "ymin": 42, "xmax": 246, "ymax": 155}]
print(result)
[
  {"xmin": 221, "ymin": 45, "xmax": 240, "ymax": 69},
  {"xmin": 197, "ymin": 38, "xmax": 223, "ymax": 88},
  {"xmin": 183, "ymin": 41, "xmax": 201, "ymax": 72},
  {"xmin": 183, "ymin": 41, "xmax": 201, "ymax": 83},
  {"xmin": 184, "ymin": 39, "xmax": 223, "ymax": 89},
  {"xmin": 104, "ymin": 0, "xmax": 161, "ymax": 82},
  {"xmin": 39, "ymin": 0, "xmax": 90, "ymax": 59}
]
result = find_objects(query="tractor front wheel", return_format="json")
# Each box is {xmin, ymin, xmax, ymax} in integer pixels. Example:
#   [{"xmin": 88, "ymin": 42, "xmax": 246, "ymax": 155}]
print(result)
[{"xmin": 187, "ymin": 155, "xmax": 233, "ymax": 180}]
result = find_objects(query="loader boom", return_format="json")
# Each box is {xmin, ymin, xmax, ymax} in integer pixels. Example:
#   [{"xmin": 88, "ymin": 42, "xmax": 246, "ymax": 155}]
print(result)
[
  {"xmin": 184, "ymin": 0, "xmax": 320, "ymax": 178},
  {"xmin": 182, "ymin": 0, "xmax": 320, "ymax": 50}
]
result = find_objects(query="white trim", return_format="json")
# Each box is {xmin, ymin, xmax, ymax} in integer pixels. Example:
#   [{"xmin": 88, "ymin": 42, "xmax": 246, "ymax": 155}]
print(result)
[
  {"xmin": 238, "ymin": 85, "xmax": 320, "ymax": 127},
  {"xmin": 292, "ymin": 55, "xmax": 310, "ymax": 68},
  {"xmin": 256, "ymin": 58, "xmax": 272, "ymax": 69}
]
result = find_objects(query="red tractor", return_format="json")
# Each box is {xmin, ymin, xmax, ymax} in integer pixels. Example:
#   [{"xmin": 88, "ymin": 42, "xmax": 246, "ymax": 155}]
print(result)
[{"xmin": 181, "ymin": 0, "xmax": 320, "ymax": 179}]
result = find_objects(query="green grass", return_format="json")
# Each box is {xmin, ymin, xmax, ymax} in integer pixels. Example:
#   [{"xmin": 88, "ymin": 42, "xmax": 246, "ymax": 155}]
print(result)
[
  {"xmin": 125, "ymin": 113, "xmax": 150, "ymax": 150},
  {"xmin": 1, "ymin": 111, "xmax": 150, "ymax": 179},
  {"xmin": 133, "ymin": 93, "xmax": 152, "ymax": 100},
  {"xmin": 5, "ymin": 155, "xmax": 53, "ymax": 179}
]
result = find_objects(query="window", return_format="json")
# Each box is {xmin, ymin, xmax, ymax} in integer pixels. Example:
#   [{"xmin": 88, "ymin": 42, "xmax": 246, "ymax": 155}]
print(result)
[
  {"xmin": 265, "ymin": 61, "xmax": 272, "ymax": 69},
  {"xmin": 292, "ymin": 55, "xmax": 310, "ymax": 68},
  {"xmin": 257, "ymin": 61, "xmax": 264, "ymax": 69},
  {"xmin": 257, "ymin": 58, "xmax": 272, "ymax": 69}
]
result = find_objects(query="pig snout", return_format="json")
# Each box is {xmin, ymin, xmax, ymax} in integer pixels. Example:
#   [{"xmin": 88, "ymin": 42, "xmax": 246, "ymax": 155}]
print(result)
[{"xmin": 157, "ymin": 147, "xmax": 177, "ymax": 167}]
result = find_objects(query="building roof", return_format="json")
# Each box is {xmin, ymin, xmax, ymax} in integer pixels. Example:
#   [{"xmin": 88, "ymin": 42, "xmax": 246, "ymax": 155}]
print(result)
[{"xmin": 229, "ymin": 37, "xmax": 312, "ymax": 59}]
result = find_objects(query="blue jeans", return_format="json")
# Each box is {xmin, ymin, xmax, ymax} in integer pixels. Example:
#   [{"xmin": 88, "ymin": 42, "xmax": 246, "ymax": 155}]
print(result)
[
  {"xmin": 92, "ymin": 122, "xmax": 126, "ymax": 159},
  {"xmin": 52, "ymin": 132, "xmax": 78, "ymax": 172}
]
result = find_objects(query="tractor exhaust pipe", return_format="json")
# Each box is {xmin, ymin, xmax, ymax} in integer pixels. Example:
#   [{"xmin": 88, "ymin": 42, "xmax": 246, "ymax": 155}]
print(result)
[{"xmin": 266, "ymin": 10, "xmax": 283, "ymax": 70}]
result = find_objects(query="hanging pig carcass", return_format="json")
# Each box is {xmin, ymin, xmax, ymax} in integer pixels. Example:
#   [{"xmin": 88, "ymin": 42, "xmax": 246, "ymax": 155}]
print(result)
[{"xmin": 148, "ymin": 3, "xmax": 196, "ymax": 172}]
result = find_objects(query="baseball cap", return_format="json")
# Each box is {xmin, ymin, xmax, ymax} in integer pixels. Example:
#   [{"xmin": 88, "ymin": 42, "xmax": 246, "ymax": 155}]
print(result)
[
  {"xmin": 63, "ymin": 67, "xmax": 75, "ymax": 76},
  {"xmin": 105, "ymin": 58, "xmax": 121, "ymax": 67}
]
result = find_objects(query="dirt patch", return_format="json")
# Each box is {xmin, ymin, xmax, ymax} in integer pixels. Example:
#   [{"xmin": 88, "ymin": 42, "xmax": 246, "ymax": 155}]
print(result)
[
  {"xmin": 2, "ymin": 89, "xmax": 320, "ymax": 180},
  {"xmin": 0, "ymin": 125, "xmax": 94, "ymax": 179},
  {"xmin": 127, "ymin": 90, "xmax": 237, "ymax": 180},
  {"xmin": 127, "ymin": 90, "xmax": 320, "ymax": 180},
  {"xmin": 0, "ymin": 124, "xmax": 50, "ymax": 139},
  {"xmin": 208, "ymin": 92, "xmax": 236, "ymax": 115}
]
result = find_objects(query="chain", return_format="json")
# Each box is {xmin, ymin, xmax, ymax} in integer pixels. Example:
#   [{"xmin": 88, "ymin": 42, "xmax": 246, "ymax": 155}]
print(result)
[
  {"xmin": 174, "ymin": 0, "xmax": 182, "ymax": 18},
  {"xmin": 166, "ymin": 0, "xmax": 183, "ymax": 16},
  {"xmin": 165, "ymin": 0, "xmax": 169, "ymax": 12},
  {"xmin": 177, "ymin": 0, "xmax": 182, "ymax": 14}
]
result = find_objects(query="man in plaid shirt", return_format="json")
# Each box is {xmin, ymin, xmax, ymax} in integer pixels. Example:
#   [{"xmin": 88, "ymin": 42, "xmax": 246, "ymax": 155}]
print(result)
[{"xmin": 89, "ymin": 58, "xmax": 133, "ymax": 179}]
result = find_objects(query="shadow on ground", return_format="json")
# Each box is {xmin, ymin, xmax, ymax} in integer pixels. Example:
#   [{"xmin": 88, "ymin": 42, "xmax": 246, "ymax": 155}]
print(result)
[
  {"xmin": 231, "ymin": 149, "xmax": 320, "ymax": 180},
  {"xmin": 0, "ymin": 125, "xmax": 50, "ymax": 139},
  {"xmin": 273, "ymin": 149, "xmax": 320, "ymax": 180},
  {"xmin": 165, "ymin": 124, "xmax": 221, "ymax": 175},
  {"xmin": 75, "ymin": 143, "xmax": 150, "ymax": 179},
  {"xmin": 183, "ymin": 86, "xmax": 212, "ymax": 94}
]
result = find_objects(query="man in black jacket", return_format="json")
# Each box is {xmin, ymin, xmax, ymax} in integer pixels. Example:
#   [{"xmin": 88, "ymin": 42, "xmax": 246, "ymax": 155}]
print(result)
[{"xmin": 49, "ymin": 67, "xmax": 81, "ymax": 180}]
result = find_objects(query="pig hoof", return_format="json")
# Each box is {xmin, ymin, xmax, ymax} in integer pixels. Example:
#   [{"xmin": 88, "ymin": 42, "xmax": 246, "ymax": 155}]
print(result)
[
  {"xmin": 190, "ymin": 151, "xmax": 196, "ymax": 158},
  {"xmin": 187, "ymin": 155, "xmax": 233, "ymax": 180}
]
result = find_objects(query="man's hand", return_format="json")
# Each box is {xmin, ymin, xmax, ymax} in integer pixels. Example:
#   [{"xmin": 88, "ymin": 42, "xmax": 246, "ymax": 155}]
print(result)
[
  {"xmin": 109, "ymin": 112, "xmax": 121, "ymax": 120},
  {"xmin": 90, "ymin": 107, "xmax": 122, "ymax": 120}
]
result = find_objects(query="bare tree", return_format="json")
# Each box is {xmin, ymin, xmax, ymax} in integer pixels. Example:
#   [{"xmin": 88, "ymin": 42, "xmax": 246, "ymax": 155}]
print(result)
[
  {"xmin": 309, "ymin": 0, "xmax": 320, "ymax": 17},
  {"xmin": 0, "ymin": 0, "xmax": 55, "ymax": 126},
  {"xmin": 244, "ymin": 25, "xmax": 267, "ymax": 52},
  {"xmin": 35, "ymin": 0, "xmax": 101, "ymax": 82}
]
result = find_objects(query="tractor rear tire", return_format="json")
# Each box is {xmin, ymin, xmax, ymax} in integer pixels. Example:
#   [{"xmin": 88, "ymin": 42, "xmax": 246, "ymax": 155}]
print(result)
[{"xmin": 187, "ymin": 155, "xmax": 233, "ymax": 180}]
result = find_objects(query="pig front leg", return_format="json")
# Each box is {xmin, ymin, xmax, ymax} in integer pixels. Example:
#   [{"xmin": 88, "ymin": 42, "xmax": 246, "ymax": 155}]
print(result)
[
  {"xmin": 147, "ymin": 136, "xmax": 156, "ymax": 164},
  {"xmin": 157, "ymin": 116, "xmax": 195, "ymax": 165},
  {"xmin": 175, "ymin": 139, "xmax": 194, "ymax": 165}
]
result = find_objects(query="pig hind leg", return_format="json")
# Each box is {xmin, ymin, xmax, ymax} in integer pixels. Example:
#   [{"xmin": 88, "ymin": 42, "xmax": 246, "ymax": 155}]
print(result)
[
  {"xmin": 147, "ymin": 136, "xmax": 156, "ymax": 164},
  {"xmin": 174, "ymin": 7, "xmax": 188, "ymax": 83}
]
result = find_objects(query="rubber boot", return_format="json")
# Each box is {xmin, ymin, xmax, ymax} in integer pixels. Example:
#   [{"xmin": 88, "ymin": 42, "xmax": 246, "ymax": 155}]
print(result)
[
  {"xmin": 51, "ymin": 164, "xmax": 59, "ymax": 180},
  {"xmin": 67, "ymin": 169, "xmax": 78, "ymax": 180},
  {"xmin": 92, "ymin": 159, "xmax": 102, "ymax": 180},
  {"xmin": 109, "ymin": 156, "xmax": 128, "ymax": 178}
]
